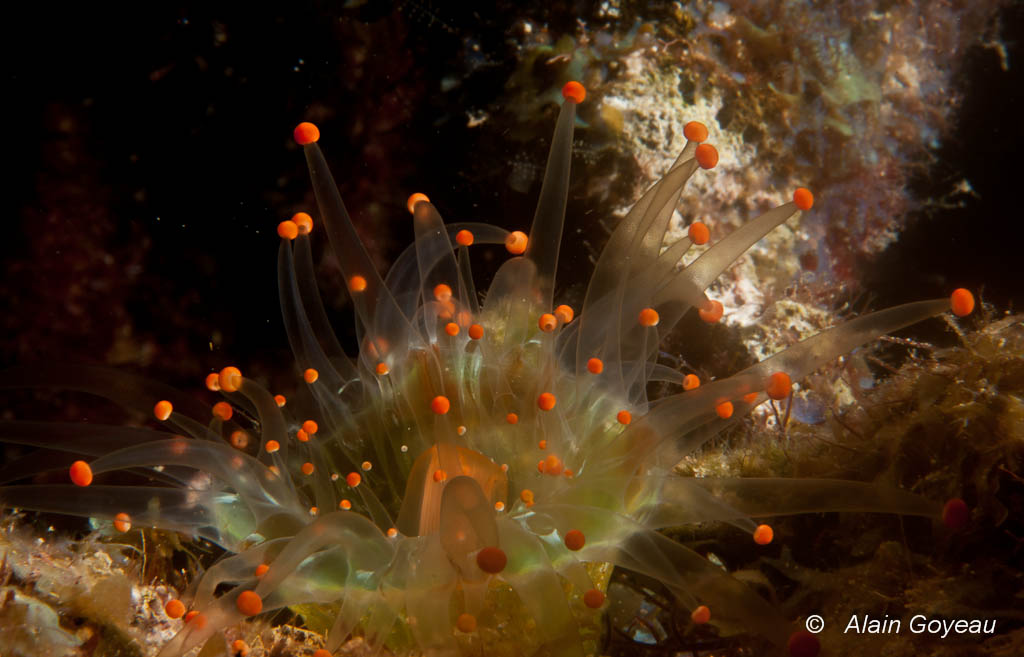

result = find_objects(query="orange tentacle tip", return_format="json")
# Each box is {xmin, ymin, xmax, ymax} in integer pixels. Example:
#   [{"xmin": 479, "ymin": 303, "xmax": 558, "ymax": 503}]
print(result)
[
  {"xmin": 691, "ymin": 604, "xmax": 711, "ymax": 624},
  {"xmin": 265, "ymin": 440, "xmax": 280, "ymax": 453},
  {"xmin": 638, "ymin": 307, "xmax": 660, "ymax": 327},
  {"xmin": 301, "ymin": 462, "xmax": 315, "ymax": 475},
  {"xmin": 313, "ymin": 650, "xmax": 332, "ymax": 657},
  {"xmin": 682, "ymin": 374, "xmax": 700, "ymax": 391},
  {"xmin": 683, "ymin": 121, "xmax": 709, "ymax": 143},
  {"xmin": 793, "ymin": 187, "xmax": 814, "ymax": 211},
  {"xmin": 303, "ymin": 368, "xmax": 319, "ymax": 383},
  {"xmin": 505, "ymin": 230, "xmax": 528, "ymax": 254},
  {"xmin": 231, "ymin": 639, "xmax": 250, "ymax": 657},
  {"xmin": 505, "ymin": 412, "xmax": 519, "ymax": 424},
  {"xmin": 455, "ymin": 229, "xmax": 474, "ymax": 246},
  {"xmin": 753, "ymin": 523, "xmax": 774, "ymax": 545},
  {"xmin": 950, "ymin": 288, "xmax": 975, "ymax": 317},
  {"xmin": 236, "ymin": 590, "xmax": 263, "ymax": 616},
  {"xmin": 538, "ymin": 313, "xmax": 557, "ymax": 332},
  {"xmin": 430, "ymin": 395, "xmax": 451, "ymax": 415},
  {"xmin": 444, "ymin": 322, "xmax": 460, "ymax": 336},
  {"xmin": 293, "ymin": 122, "xmax": 320, "ymax": 145},
  {"xmin": 292, "ymin": 212, "xmax": 313, "ymax": 234},
  {"xmin": 715, "ymin": 401, "xmax": 734, "ymax": 419},
  {"xmin": 346, "ymin": 472, "xmax": 362, "ymax": 487},
  {"xmin": 561, "ymin": 80, "xmax": 586, "ymax": 104},
  {"xmin": 254, "ymin": 563, "xmax": 270, "ymax": 577},
  {"xmin": 766, "ymin": 372, "xmax": 792, "ymax": 400},
  {"xmin": 219, "ymin": 366, "xmax": 243, "ymax": 392},
  {"xmin": 787, "ymin": 629, "xmax": 821, "ymax": 657},
  {"xmin": 212, "ymin": 401, "xmax": 233, "ymax": 421},
  {"xmin": 537, "ymin": 392, "xmax": 556, "ymax": 411},
  {"xmin": 302, "ymin": 419, "xmax": 318, "ymax": 434},
  {"xmin": 688, "ymin": 221, "xmax": 710, "ymax": 245},
  {"xmin": 277, "ymin": 220, "xmax": 298, "ymax": 240},
  {"xmin": 582, "ymin": 588, "xmax": 605, "ymax": 609},
  {"xmin": 113, "ymin": 512, "xmax": 132, "ymax": 532},
  {"xmin": 153, "ymin": 400, "xmax": 173, "ymax": 421},
  {"xmin": 476, "ymin": 546, "xmax": 508, "ymax": 573},
  {"xmin": 586, "ymin": 357, "xmax": 604, "ymax": 374},
  {"xmin": 433, "ymin": 283, "xmax": 453, "ymax": 302},
  {"xmin": 406, "ymin": 192, "xmax": 430, "ymax": 214},
  {"xmin": 456, "ymin": 612, "xmax": 477, "ymax": 633},
  {"xmin": 164, "ymin": 598, "xmax": 186, "ymax": 619},
  {"xmin": 942, "ymin": 498, "xmax": 969, "ymax": 530},
  {"xmin": 375, "ymin": 362, "xmax": 390, "ymax": 375},
  {"xmin": 204, "ymin": 372, "xmax": 221, "ymax": 391},
  {"xmin": 348, "ymin": 275, "xmax": 368, "ymax": 293},
  {"xmin": 554, "ymin": 304, "xmax": 574, "ymax": 324},
  {"xmin": 564, "ymin": 529, "xmax": 585, "ymax": 551},
  {"xmin": 437, "ymin": 298, "xmax": 456, "ymax": 319},
  {"xmin": 695, "ymin": 143, "xmax": 718, "ymax": 169},
  {"xmin": 468, "ymin": 323, "xmax": 484, "ymax": 340},
  {"xmin": 698, "ymin": 299, "xmax": 724, "ymax": 323},
  {"xmin": 616, "ymin": 410, "xmax": 632, "ymax": 425},
  {"xmin": 274, "ymin": 394, "xmax": 287, "ymax": 407},
  {"xmin": 69, "ymin": 460, "xmax": 93, "ymax": 487}
]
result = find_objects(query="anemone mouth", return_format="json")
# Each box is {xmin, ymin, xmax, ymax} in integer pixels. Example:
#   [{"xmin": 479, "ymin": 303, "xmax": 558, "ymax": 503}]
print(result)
[
  {"xmin": 0, "ymin": 80, "xmax": 976, "ymax": 657},
  {"xmin": 397, "ymin": 444, "xmax": 508, "ymax": 538}
]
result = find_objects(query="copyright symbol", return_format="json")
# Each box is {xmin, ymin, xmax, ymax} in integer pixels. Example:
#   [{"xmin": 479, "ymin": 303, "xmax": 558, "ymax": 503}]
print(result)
[{"xmin": 805, "ymin": 615, "xmax": 825, "ymax": 633}]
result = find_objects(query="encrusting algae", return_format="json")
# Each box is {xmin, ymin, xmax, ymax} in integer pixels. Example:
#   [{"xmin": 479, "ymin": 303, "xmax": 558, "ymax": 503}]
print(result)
[{"xmin": 1, "ymin": 81, "xmax": 981, "ymax": 657}]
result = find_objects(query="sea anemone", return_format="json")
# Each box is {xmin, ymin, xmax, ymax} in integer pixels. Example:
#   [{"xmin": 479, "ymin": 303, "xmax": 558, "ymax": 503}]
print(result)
[{"xmin": 1, "ymin": 81, "xmax": 974, "ymax": 656}]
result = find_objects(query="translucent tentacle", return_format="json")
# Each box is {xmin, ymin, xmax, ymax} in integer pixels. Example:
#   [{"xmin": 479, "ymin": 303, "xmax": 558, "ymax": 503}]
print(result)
[
  {"xmin": 411, "ymin": 200, "xmax": 462, "ymax": 342},
  {"xmin": 0, "ymin": 484, "xmax": 252, "ymax": 549},
  {"xmin": 0, "ymin": 364, "xmax": 215, "ymax": 437},
  {"xmin": 525, "ymin": 90, "xmax": 577, "ymax": 309},
  {"xmin": 300, "ymin": 139, "xmax": 423, "ymax": 370},
  {"xmin": 633, "ymin": 298, "xmax": 954, "ymax": 470},
  {"xmin": 278, "ymin": 238, "xmax": 359, "ymax": 438},
  {"xmin": 0, "ymin": 420, "xmax": 169, "ymax": 457},
  {"xmin": 692, "ymin": 477, "xmax": 941, "ymax": 519},
  {"xmin": 496, "ymin": 514, "xmax": 585, "ymax": 657},
  {"xmin": 439, "ymin": 475, "xmax": 499, "ymax": 578},
  {"xmin": 533, "ymin": 504, "xmax": 789, "ymax": 645},
  {"xmin": 293, "ymin": 234, "xmax": 353, "ymax": 372}
]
